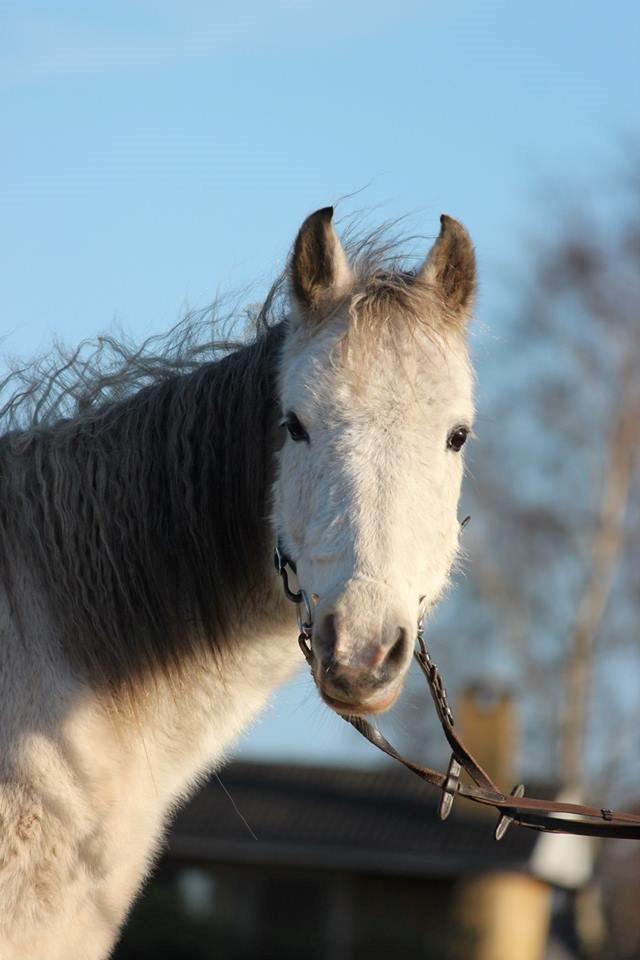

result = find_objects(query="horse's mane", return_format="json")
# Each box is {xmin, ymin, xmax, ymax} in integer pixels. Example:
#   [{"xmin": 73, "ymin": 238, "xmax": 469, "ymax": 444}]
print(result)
[
  {"xmin": 0, "ymin": 219, "xmax": 430, "ymax": 695},
  {"xmin": 0, "ymin": 218, "xmax": 421, "ymax": 433},
  {"xmin": 0, "ymin": 277, "xmax": 286, "ymax": 433}
]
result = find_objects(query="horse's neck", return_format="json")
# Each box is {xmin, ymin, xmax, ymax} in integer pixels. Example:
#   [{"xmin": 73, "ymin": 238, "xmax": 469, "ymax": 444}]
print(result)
[
  {"xmin": 0, "ymin": 316, "xmax": 299, "ymax": 824},
  {"xmin": 46, "ymin": 321, "xmax": 298, "ymax": 778},
  {"xmin": 120, "ymin": 609, "xmax": 300, "ymax": 799},
  {"xmin": 1, "ymin": 506, "xmax": 299, "ymax": 790},
  {"xmin": 0, "ymin": 562, "xmax": 299, "ymax": 960},
  {"xmin": 0, "ymin": 324, "xmax": 288, "ymax": 688},
  {"xmin": 0, "ymin": 322, "xmax": 307, "ymax": 957}
]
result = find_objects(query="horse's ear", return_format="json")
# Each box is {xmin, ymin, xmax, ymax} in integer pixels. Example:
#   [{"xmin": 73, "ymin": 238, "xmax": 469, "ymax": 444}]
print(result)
[
  {"xmin": 418, "ymin": 215, "xmax": 476, "ymax": 320},
  {"xmin": 290, "ymin": 207, "xmax": 353, "ymax": 320}
]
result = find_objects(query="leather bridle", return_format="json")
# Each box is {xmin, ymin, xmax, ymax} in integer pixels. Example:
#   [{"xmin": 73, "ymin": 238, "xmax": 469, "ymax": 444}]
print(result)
[{"xmin": 274, "ymin": 543, "xmax": 640, "ymax": 841}]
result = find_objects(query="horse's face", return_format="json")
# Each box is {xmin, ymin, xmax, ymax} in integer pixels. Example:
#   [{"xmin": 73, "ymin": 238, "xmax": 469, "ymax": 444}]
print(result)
[{"xmin": 274, "ymin": 208, "xmax": 476, "ymax": 717}]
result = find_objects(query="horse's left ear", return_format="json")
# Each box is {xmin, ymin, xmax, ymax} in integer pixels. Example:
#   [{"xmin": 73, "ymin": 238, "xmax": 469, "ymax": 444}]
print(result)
[
  {"xmin": 290, "ymin": 207, "xmax": 353, "ymax": 321},
  {"xmin": 418, "ymin": 215, "xmax": 476, "ymax": 320}
]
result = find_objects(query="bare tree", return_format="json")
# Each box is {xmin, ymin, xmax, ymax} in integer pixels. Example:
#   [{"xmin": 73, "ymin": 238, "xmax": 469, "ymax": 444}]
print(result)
[
  {"xmin": 467, "ymin": 175, "xmax": 640, "ymax": 798},
  {"xmin": 395, "ymin": 174, "xmax": 640, "ymax": 814}
]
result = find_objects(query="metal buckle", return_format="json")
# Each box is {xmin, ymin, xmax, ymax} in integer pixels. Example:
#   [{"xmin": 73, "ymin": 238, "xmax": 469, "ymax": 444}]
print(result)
[
  {"xmin": 296, "ymin": 589, "xmax": 313, "ymax": 635},
  {"xmin": 296, "ymin": 589, "xmax": 314, "ymax": 664},
  {"xmin": 495, "ymin": 783, "xmax": 526, "ymax": 840},
  {"xmin": 439, "ymin": 755, "xmax": 462, "ymax": 821}
]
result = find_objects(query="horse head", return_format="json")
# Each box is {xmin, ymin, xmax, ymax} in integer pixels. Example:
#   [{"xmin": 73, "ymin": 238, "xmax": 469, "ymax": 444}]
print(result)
[{"xmin": 274, "ymin": 208, "xmax": 476, "ymax": 716}]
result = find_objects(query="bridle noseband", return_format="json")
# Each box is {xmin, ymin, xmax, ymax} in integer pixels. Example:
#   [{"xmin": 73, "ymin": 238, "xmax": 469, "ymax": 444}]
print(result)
[{"xmin": 275, "ymin": 542, "xmax": 640, "ymax": 841}]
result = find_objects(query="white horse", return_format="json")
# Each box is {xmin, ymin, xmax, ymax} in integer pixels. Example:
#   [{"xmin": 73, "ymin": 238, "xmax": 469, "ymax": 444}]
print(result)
[{"xmin": 0, "ymin": 208, "xmax": 476, "ymax": 958}]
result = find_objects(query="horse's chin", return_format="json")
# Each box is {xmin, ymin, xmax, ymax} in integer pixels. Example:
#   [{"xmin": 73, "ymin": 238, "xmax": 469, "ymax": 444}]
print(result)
[{"xmin": 319, "ymin": 681, "xmax": 402, "ymax": 718}]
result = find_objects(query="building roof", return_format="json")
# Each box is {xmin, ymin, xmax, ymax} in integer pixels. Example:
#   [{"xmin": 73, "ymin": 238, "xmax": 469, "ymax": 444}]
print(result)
[{"xmin": 167, "ymin": 760, "xmax": 543, "ymax": 879}]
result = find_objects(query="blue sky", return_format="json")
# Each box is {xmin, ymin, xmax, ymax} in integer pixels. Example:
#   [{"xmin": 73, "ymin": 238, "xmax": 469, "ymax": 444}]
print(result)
[{"xmin": 1, "ymin": 1, "xmax": 638, "ymax": 765}]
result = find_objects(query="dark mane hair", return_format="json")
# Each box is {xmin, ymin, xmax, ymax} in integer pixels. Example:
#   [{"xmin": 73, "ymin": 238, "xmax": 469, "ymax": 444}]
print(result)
[{"xmin": 0, "ymin": 313, "xmax": 286, "ymax": 691}]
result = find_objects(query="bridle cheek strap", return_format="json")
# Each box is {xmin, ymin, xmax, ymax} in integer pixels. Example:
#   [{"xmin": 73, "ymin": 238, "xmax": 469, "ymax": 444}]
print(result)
[{"xmin": 275, "ymin": 544, "xmax": 640, "ymax": 841}]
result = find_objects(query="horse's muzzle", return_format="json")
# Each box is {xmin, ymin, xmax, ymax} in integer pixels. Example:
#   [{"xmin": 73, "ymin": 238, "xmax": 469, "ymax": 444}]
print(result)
[{"xmin": 311, "ymin": 613, "xmax": 412, "ymax": 715}]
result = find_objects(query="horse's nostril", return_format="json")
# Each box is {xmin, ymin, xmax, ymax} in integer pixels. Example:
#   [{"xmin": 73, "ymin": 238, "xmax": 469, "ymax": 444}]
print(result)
[
  {"xmin": 386, "ymin": 627, "xmax": 409, "ymax": 670},
  {"xmin": 316, "ymin": 612, "xmax": 337, "ymax": 661}
]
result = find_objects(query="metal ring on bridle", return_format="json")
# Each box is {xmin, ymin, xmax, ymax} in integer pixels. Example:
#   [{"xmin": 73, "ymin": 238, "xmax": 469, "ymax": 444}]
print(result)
[
  {"xmin": 296, "ymin": 589, "xmax": 313, "ymax": 635},
  {"xmin": 274, "ymin": 543, "xmax": 303, "ymax": 604}
]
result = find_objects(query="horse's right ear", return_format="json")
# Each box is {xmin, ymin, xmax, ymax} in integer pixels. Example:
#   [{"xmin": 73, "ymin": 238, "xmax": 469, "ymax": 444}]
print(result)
[{"xmin": 290, "ymin": 207, "xmax": 353, "ymax": 321}]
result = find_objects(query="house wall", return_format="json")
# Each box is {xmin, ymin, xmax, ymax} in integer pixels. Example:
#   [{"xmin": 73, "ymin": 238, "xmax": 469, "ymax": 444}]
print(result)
[{"xmin": 114, "ymin": 860, "xmax": 458, "ymax": 960}]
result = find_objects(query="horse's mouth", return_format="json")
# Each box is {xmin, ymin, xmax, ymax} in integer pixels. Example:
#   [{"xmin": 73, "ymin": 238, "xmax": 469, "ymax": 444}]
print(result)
[{"xmin": 319, "ymin": 681, "xmax": 402, "ymax": 717}]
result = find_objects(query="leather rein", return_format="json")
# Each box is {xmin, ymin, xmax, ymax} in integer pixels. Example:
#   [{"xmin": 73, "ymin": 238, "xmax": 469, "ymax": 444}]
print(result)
[{"xmin": 275, "ymin": 544, "xmax": 640, "ymax": 841}]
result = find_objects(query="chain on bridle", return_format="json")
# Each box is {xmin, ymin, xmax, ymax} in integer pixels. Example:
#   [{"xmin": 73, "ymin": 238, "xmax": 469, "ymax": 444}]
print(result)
[{"xmin": 274, "ymin": 543, "xmax": 640, "ymax": 841}]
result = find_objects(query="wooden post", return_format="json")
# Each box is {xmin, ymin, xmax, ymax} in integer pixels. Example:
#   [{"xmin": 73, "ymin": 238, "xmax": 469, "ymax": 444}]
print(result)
[
  {"xmin": 458, "ymin": 682, "xmax": 518, "ymax": 801},
  {"xmin": 451, "ymin": 873, "xmax": 552, "ymax": 960},
  {"xmin": 450, "ymin": 684, "xmax": 552, "ymax": 959}
]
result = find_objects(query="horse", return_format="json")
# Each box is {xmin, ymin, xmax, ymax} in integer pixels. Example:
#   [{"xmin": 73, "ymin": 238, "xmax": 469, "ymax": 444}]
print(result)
[{"xmin": 0, "ymin": 207, "xmax": 476, "ymax": 959}]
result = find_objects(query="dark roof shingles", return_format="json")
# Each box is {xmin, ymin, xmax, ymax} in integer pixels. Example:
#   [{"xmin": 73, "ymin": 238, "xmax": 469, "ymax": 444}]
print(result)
[{"xmin": 167, "ymin": 761, "xmax": 540, "ymax": 877}]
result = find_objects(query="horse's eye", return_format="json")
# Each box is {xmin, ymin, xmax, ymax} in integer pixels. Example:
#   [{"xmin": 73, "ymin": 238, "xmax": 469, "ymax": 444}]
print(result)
[
  {"xmin": 283, "ymin": 412, "xmax": 309, "ymax": 443},
  {"xmin": 447, "ymin": 425, "xmax": 469, "ymax": 452}
]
